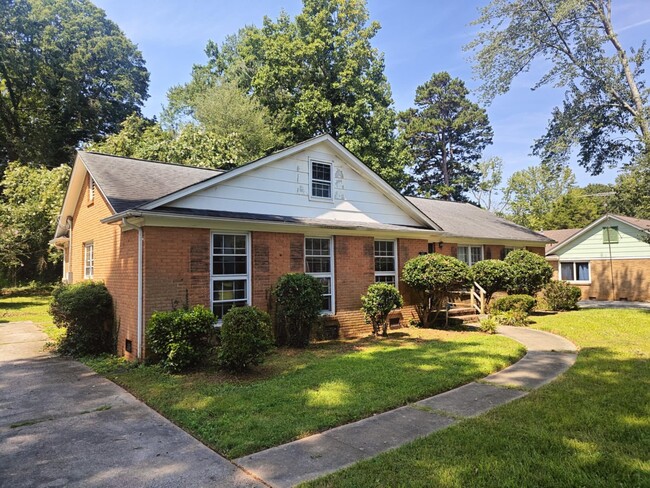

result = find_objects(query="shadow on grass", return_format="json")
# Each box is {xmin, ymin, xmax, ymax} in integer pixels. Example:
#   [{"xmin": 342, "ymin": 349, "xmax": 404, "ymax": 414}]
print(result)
[{"xmin": 306, "ymin": 345, "xmax": 650, "ymax": 488}]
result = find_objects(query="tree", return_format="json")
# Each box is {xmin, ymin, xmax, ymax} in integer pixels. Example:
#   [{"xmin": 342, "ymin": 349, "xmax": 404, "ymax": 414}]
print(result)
[
  {"xmin": 399, "ymin": 72, "xmax": 493, "ymax": 200},
  {"xmin": 164, "ymin": 0, "xmax": 405, "ymax": 187},
  {"xmin": 0, "ymin": 0, "xmax": 149, "ymax": 168},
  {"xmin": 0, "ymin": 162, "xmax": 71, "ymax": 283},
  {"xmin": 470, "ymin": 156, "xmax": 504, "ymax": 211},
  {"xmin": 401, "ymin": 253, "xmax": 470, "ymax": 328},
  {"xmin": 502, "ymin": 164, "xmax": 575, "ymax": 229},
  {"xmin": 610, "ymin": 153, "xmax": 650, "ymax": 219},
  {"xmin": 89, "ymin": 114, "xmax": 249, "ymax": 170},
  {"xmin": 467, "ymin": 0, "xmax": 649, "ymax": 175},
  {"xmin": 470, "ymin": 260, "xmax": 510, "ymax": 304},
  {"xmin": 541, "ymin": 188, "xmax": 602, "ymax": 229}
]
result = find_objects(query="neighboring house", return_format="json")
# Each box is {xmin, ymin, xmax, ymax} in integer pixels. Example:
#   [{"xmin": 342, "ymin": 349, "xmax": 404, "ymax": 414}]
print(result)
[
  {"xmin": 542, "ymin": 214, "xmax": 650, "ymax": 302},
  {"xmin": 52, "ymin": 135, "xmax": 550, "ymax": 359}
]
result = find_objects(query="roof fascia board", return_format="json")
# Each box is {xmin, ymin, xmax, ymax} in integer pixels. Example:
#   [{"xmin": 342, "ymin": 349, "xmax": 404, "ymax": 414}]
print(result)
[{"xmin": 139, "ymin": 135, "xmax": 441, "ymax": 230}]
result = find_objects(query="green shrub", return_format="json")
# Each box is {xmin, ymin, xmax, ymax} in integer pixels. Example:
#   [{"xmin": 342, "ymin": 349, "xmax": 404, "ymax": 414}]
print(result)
[
  {"xmin": 273, "ymin": 273, "xmax": 323, "ymax": 348},
  {"xmin": 503, "ymin": 249, "xmax": 553, "ymax": 295},
  {"xmin": 361, "ymin": 283, "xmax": 404, "ymax": 337},
  {"xmin": 49, "ymin": 281, "xmax": 114, "ymax": 357},
  {"xmin": 218, "ymin": 306, "xmax": 273, "ymax": 371},
  {"xmin": 470, "ymin": 259, "xmax": 510, "ymax": 304},
  {"xmin": 402, "ymin": 253, "xmax": 470, "ymax": 328},
  {"xmin": 544, "ymin": 280, "xmax": 582, "ymax": 311},
  {"xmin": 491, "ymin": 294, "xmax": 536, "ymax": 314},
  {"xmin": 479, "ymin": 316, "xmax": 498, "ymax": 334},
  {"xmin": 493, "ymin": 310, "xmax": 530, "ymax": 327},
  {"xmin": 146, "ymin": 305, "xmax": 215, "ymax": 372}
]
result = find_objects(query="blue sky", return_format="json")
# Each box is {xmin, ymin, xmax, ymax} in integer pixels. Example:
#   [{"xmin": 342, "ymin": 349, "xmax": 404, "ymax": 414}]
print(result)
[{"xmin": 94, "ymin": 0, "xmax": 650, "ymax": 188}]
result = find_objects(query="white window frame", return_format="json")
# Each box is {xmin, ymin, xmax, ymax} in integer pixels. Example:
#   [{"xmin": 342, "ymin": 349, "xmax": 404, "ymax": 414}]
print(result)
[
  {"xmin": 83, "ymin": 242, "xmax": 94, "ymax": 279},
  {"xmin": 457, "ymin": 245, "xmax": 484, "ymax": 266},
  {"xmin": 374, "ymin": 239, "xmax": 398, "ymax": 286},
  {"xmin": 89, "ymin": 177, "xmax": 95, "ymax": 202},
  {"xmin": 559, "ymin": 261, "xmax": 591, "ymax": 283},
  {"xmin": 309, "ymin": 159, "xmax": 333, "ymax": 201},
  {"xmin": 210, "ymin": 232, "xmax": 251, "ymax": 321},
  {"xmin": 305, "ymin": 236, "xmax": 335, "ymax": 314}
]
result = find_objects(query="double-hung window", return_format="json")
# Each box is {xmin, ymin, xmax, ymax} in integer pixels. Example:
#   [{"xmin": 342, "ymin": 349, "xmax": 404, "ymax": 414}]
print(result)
[
  {"xmin": 560, "ymin": 262, "xmax": 590, "ymax": 282},
  {"xmin": 457, "ymin": 245, "xmax": 483, "ymax": 266},
  {"xmin": 83, "ymin": 242, "xmax": 94, "ymax": 279},
  {"xmin": 211, "ymin": 233, "xmax": 249, "ymax": 320},
  {"xmin": 310, "ymin": 160, "xmax": 332, "ymax": 199},
  {"xmin": 305, "ymin": 237, "xmax": 334, "ymax": 313},
  {"xmin": 374, "ymin": 240, "xmax": 397, "ymax": 285}
]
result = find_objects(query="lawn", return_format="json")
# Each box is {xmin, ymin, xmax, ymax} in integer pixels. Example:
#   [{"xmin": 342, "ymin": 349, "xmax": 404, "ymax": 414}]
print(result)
[
  {"xmin": 88, "ymin": 328, "xmax": 524, "ymax": 458},
  {"xmin": 304, "ymin": 309, "xmax": 650, "ymax": 488},
  {"xmin": 0, "ymin": 287, "xmax": 63, "ymax": 342}
]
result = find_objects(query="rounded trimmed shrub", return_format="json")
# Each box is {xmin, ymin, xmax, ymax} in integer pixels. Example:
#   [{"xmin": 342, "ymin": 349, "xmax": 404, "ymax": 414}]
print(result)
[
  {"xmin": 470, "ymin": 259, "xmax": 510, "ymax": 304},
  {"xmin": 146, "ymin": 305, "xmax": 215, "ymax": 372},
  {"xmin": 402, "ymin": 253, "xmax": 470, "ymax": 328},
  {"xmin": 491, "ymin": 294, "xmax": 536, "ymax": 314},
  {"xmin": 544, "ymin": 280, "xmax": 582, "ymax": 311},
  {"xmin": 218, "ymin": 306, "xmax": 273, "ymax": 371},
  {"xmin": 503, "ymin": 249, "xmax": 553, "ymax": 295},
  {"xmin": 493, "ymin": 310, "xmax": 530, "ymax": 327},
  {"xmin": 361, "ymin": 283, "xmax": 404, "ymax": 336},
  {"xmin": 273, "ymin": 273, "xmax": 323, "ymax": 347},
  {"xmin": 49, "ymin": 281, "xmax": 114, "ymax": 357}
]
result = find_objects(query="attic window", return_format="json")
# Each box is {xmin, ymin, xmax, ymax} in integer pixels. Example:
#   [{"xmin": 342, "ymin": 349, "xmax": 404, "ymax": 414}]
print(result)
[
  {"xmin": 89, "ymin": 177, "xmax": 95, "ymax": 202},
  {"xmin": 310, "ymin": 160, "xmax": 332, "ymax": 199},
  {"xmin": 603, "ymin": 226, "xmax": 619, "ymax": 244}
]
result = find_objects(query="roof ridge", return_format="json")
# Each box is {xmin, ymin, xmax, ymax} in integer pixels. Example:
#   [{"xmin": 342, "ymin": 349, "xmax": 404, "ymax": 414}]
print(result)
[{"xmin": 79, "ymin": 151, "xmax": 224, "ymax": 173}]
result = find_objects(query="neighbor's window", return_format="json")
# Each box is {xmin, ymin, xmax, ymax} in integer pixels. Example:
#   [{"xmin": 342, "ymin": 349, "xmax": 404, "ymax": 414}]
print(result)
[
  {"xmin": 457, "ymin": 246, "xmax": 483, "ymax": 266},
  {"xmin": 211, "ymin": 233, "xmax": 249, "ymax": 320},
  {"xmin": 603, "ymin": 226, "xmax": 619, "ymax": 244},
  {"xmin": 560, "ymin": 262, "xmax": 590, "ymax": 282},
  {"xmin": 310, "ymin": 160, "xmax": 332, "ymax": 199},
  {"xmin": 374, "ymin": 240, "xmax": 397, "ymax": 285},
  {"xmin": 305, "ymin": 237, "xmax": 334, "ymax": 313},
  {"xmin": 84, "ymin": 242, "xmax": 94, "ymax": 279}
]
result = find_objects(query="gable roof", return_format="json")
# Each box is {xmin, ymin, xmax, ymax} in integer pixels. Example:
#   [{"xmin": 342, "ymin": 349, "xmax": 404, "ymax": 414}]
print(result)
[
  {"xmin": 136, "ymin": 134, "xmax": 441, "ymax": 230},
  {"xmin": 544, "ymin": 214, "xmax": 650, "ymax": 256},
  {"xmin": 79, "ymin": 152, "xmax": 221, "ymax": 213},
  {"xmin": 407, "ymin": 197, "xmax": 552, "ymax": 243}
]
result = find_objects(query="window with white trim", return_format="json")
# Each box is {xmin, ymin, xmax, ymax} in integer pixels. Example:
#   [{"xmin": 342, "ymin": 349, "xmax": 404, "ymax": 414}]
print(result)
[
  {"xmin": 374, "ymin": 240, "xmax": 397, "ymax": 285},
  {"xmin": 457, "ymin": 245, "xmax": 483, "ymax": 266},
  {"xmin": 211, "ymin": 233, "xmax": 249, "ymax": 320},
  {"xmin": 83, "ymin": 242, "xmax": 94, "ymax": 279},
  {"xmin": 560, "ymin": 261, "xmax": 590, "ymax": 282},
  {"xmin": 310, "ymin": 160, "xmax": 332, "ymax": 199},
  {"xmin": 305, "ymin": 237, "xmax": 334, "ymax": 313}
]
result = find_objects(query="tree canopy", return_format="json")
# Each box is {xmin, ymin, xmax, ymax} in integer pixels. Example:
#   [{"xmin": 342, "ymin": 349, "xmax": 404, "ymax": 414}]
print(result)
[
  {"xmin": 0, "ymin": 0, "xmax": 149, "ymax": 168},
  {"xmin": 163, "ymin": 0, "xmax": 404, "ymax": 187},
  {"xmin": 467, "ymin": 0, "xmax": 649, "ymax": 174},
  {"xmin": 399, "ymin": 72, "xmax": 493, "ymax": 200}
]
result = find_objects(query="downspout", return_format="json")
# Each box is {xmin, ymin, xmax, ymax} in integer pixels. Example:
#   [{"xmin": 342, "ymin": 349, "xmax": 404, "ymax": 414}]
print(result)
[{"xmin": 122, "ymin": 218, "xmax": 144, "ymax": 360}]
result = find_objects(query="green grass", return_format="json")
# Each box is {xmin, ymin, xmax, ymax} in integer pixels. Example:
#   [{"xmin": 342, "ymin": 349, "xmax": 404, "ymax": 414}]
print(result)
[
  {"xmin": 304, "ymin": 309, "xmax": 650, "ymax": 488},
  {"xmin": 87, "ymin": 328, "xmax": 524, "ymax": 458},
  {"xmin": 0, "ymin": 289, "xmax": 65, "ymax": 343}
]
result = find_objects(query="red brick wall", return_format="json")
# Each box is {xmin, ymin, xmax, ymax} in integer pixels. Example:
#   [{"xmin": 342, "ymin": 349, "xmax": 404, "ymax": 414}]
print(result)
[
  {"xmin": 526, "ymin": 246, "xmax": 546, "ymax": 256},
  {"xmin": 251, "ymin": 231, "xmax": 304, "ymax": 311},
  {"xmin": 142, "ymin": 227, "xmax": 211, "ymax": 326},
  {"xmin": 484, "ymin": 244, "xmax": 505, "ymax": 260},
  {"xmin": 70, "ymin": 174, "xmax": 138, "ymax": 359}
]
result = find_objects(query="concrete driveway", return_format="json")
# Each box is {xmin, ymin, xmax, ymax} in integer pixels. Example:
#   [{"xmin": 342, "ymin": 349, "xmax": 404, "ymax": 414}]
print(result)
[{"xmin": 0, "ymin": 321, "xmax": 263, "ymax": 488}]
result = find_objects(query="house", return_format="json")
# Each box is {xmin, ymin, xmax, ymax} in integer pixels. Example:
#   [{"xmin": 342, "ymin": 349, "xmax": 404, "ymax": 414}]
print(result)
[
  {"xmin": 542, "ymin": 214, "xmax": 650, "ymax": 302},
  {"xmin": 52, "ymin": 135, "xmax": 550, "ymax": 359}
]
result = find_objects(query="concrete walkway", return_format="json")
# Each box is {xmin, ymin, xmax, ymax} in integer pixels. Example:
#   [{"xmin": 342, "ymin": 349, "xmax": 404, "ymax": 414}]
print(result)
[
  {"xmin": 236, "ymin": 326, "xmax": 578, "ymax": 488},
  {"xmin": 578, "ymin": 300, "xmax": 650, "ymax": 309},
  {"xmin": 0, "ymin": 321, "xmax": 263, "ymax": 488}
]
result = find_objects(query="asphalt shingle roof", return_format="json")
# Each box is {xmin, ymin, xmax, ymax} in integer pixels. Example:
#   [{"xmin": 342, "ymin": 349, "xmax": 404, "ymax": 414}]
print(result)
[
  {"xmin": 539, "ymin": 228, "xmax": 581, "ymax": 253},
  {"xmin": 407, "ymin": 197, "xmax": 551, "ymax": 242},
  {"xmin": 79, "ymin": 152, "xmax": 222, "ymax": 213}
]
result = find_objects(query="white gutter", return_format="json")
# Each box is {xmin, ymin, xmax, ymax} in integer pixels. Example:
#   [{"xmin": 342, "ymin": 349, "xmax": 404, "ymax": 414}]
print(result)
[{"xmin": 122, "ymin": 218, "xmax": 144, "ymax": 360}]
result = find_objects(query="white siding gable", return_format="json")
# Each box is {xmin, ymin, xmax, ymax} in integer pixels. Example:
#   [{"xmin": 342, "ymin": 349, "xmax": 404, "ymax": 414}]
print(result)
[
  {"xmin": 165, "ymin": 141, "xmax": 421, "ymax": 227},
  {"xmin": 557, "ymin": 220, "xmax": 650, "ymax": 259}
]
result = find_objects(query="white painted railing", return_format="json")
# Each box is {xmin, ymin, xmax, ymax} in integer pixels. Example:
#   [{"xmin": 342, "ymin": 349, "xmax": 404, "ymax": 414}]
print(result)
[{"xmin": 470, "ymin": 281, "xmax": 486, "ymax": 314}]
